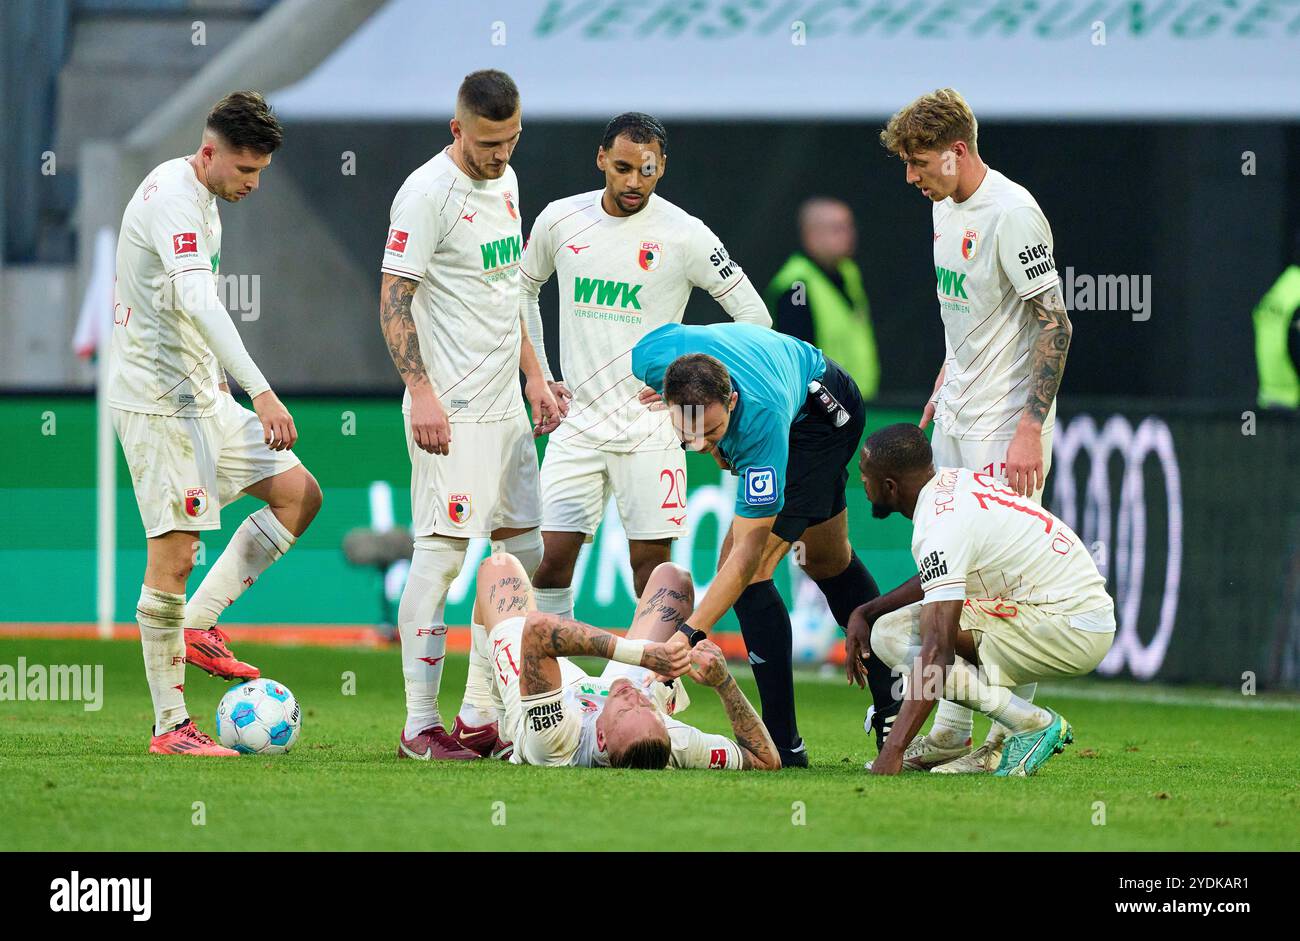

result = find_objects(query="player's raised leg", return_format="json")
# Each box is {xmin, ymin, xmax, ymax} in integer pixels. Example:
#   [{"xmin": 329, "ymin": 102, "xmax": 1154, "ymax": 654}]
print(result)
[
  {"xmin": 184, "ymin": 461, "xmax": 322, "ymax": 680},
  {"xmin": 142, "ymin": 530, "xmax": 238, "ymax": 755},
  {"xmin": 449, "ymin": 525, "xmax": 544, "ymax": 758},
  {"xmin": 598, "ymin": 560, "xmax": 695, "ymax": 716}
]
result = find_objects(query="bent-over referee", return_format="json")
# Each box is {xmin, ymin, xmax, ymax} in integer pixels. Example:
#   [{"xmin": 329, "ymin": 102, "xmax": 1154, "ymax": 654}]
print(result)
[{"xmin": 631, "ymin": 322, "xmax": 898, "ymax": 766}]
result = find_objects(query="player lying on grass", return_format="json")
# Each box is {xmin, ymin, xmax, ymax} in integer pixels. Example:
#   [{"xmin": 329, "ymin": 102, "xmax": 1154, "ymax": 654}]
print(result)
[
  {"xmin": 847, "ymin": 424, "xmax": 1115, "ymax": 777},
  {"xmin": 468, "ymin": 552, "xmax": 780, "ymax": 770}
]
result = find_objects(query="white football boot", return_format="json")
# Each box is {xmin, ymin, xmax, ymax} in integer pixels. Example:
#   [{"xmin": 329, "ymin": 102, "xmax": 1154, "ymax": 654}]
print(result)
[
  {"xmin": 865, "ymin": 733, "xmax": 971, "ymax": 771},
  {"xmin": 930, "ymin": 739, "xmax": 1003, "ymax": 774}
]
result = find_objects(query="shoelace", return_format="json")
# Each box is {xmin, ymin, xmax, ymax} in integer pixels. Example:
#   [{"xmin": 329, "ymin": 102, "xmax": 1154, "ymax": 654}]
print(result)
[
  {"xmin": 207, "ymin": 627, "xmax": 232, "ymax": 646},
  {"xmin": 903, "ymin": 736, "xmax": 931, "ymax": 758},
  {"xmin": 179, "ymin": 723, "xmax": 218, "ymax": 745}
]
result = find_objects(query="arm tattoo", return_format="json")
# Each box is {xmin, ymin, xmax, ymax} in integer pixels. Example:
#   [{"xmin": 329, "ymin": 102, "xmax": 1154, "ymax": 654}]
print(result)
[
  {"xmin": 715, "ymin": 676, "xmax": 778, "ymax": 770},
  {"xmin": 520, "ymin": 646, "xmax": 553, "ymax": 696},
  {"xmin": 379, "ymin": 274, "xmax": 429, "ymax": 390},
  {"xmin": 532, "ymin": 614, "xmax": 616, "ymax": 660},
  {"xmin": 1023, "ymin": 286, "xmax": 1072, "ymax": 425}
]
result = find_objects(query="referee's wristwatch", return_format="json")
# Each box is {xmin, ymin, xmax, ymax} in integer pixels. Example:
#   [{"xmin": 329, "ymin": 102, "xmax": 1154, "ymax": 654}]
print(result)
[{"xmin": 677, "ymin": 622, "xmax": 707, "ymax": 647}]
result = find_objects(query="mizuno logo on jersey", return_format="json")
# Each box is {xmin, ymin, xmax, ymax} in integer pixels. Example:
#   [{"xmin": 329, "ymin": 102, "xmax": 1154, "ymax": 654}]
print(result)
[
  {"xmin": 935, "ymin": 265, "xmax": 968, "ymax": 299},
  {"xmin": 573, "ymin": 277, "xmax": 643, "ymax": 310},
  {"xmin": 480, "ymin": 235, "xmax": 522, "ymax": 270}
]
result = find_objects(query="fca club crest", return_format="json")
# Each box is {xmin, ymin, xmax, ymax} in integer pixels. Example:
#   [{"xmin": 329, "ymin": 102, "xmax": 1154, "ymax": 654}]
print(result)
[
  {"xmin": 502, "ymin": 192, "xmax": 518, "ymax": 220},
  {"xmin": 638, "ymin": 240, "xmax": 662, "ymax": 271},
  {"xmin": 447, "ymin": 492, "xmax": 472, "ymax": 526},
  {"xmin": 961, "ymin": 228, "xmax": 978, "ymax": 260},
  {"xmin": 184, "ymin": 487, "xmax": 207, "ymax": 518}
]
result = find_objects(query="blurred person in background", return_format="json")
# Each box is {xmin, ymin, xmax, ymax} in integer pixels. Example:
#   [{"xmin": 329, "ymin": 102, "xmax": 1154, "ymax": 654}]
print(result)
[
  {"xmin": 765, "ymin": 197, "xmax": 879, "ymax": 400},
  {"xmin": 1254, "ymin": 227, "xmax": 1300, "ymax": 410}
]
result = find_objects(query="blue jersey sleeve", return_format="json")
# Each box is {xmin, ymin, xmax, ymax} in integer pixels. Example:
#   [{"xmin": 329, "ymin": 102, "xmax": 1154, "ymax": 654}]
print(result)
[{"xmin": 731, "ymin": 412, "xmax": 788, "ymax": 519}]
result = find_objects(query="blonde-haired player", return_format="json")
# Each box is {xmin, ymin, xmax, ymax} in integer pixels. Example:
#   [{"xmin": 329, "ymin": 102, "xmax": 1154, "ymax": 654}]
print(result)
[
  {"xmin": 856, "ymin": 88, "xmax": 1073, "ymax": 771},
  {"xmin": 469, "ymin": 553, "xmax": 780, "ymax": 771}
]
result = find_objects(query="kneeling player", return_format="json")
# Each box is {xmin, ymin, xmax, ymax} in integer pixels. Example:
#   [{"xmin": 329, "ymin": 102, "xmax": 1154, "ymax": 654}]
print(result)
[
  {"xmin": 470, "ymin": 553, "xmax": 779, "ymax": 770},
  {"xmin": 849, "ymin": 424, "xmax": 1115, "ymax": 777}
]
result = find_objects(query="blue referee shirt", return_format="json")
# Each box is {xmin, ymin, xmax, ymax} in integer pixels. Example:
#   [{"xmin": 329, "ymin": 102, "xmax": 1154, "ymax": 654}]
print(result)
[{"xmin": 631, "ymin": 322, "xmax": 826, "ymax": 518}]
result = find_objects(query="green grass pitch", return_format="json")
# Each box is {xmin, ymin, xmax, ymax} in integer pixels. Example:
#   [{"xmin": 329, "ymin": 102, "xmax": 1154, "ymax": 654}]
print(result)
[{"xmin": 2, "ymin": 637, "xmax": 1297, "ymax": 851}]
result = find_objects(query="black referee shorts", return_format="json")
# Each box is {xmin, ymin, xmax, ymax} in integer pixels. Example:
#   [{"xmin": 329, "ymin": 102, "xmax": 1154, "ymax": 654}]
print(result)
[{"xmin": 771, "ymin": 357, "xmax": 867, "ymax": 543}]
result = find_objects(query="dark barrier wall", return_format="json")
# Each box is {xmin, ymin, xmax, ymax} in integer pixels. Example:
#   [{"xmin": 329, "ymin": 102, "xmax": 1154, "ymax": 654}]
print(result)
[
  {"xmin": 1049, "ymin": 404, "xmax": 1299, "ymax": 689},
  {"xmin": 271, "ymin": 119, "xmax": 1300, "ymax": 400}
]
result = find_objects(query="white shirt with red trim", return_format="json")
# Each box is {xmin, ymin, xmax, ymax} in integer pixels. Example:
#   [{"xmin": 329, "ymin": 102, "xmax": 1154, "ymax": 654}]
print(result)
[
  {"xmin": 381, "ymin": 148, "xmax": 524, "ymax": 423},
  {"xmin": 911, "ymin": 467, "xmax": 1114, "ymax": 629},
  {"xmin": 931, "ymin": 167, "xmax": 1060, "ymax": 441},
  {"xmin": 517, "ymin": 673, "xmax": 745, "ymax": 770},
  {"xmin": 520, "ymin": 190, "xmax": 768, "ymax": 452},
  {"xmin": 109, "ymin": 157, "xmax": 224, "ymax": 417}
]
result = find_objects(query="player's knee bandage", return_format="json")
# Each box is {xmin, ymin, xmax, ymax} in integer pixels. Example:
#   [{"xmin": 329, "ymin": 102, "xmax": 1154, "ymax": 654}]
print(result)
[{"xmin": 492, "ymin": 529, "xmax": 543, "ymax": 579}]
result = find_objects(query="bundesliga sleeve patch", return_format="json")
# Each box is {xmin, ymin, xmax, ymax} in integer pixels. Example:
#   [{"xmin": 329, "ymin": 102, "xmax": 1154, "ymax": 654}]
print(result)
[
  {"xmin": 385, "ymin": 228, "xmax": 409, "ymax": 256},
  {"xmin": 172, "ymin": 232, "xmax": 198, "ymax": 257},
  {"xmin": 743, "ymin": 466, "xmax": 777, "ymax": 506}
]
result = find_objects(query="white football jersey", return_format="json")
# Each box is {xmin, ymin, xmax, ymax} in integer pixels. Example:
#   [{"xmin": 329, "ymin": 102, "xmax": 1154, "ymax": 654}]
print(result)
[
  {"xmin": 110, "ymin": 157, "xmax": 224, "ymax": 417},
  {"xmin": 931, "ymin": 167, "xmax": 1060, "ymax": 441},
  {"xmin": 521, "ymin": 190, "xmax": 766, "ymax": 452},
  {"xmin": 381, "ymin": 148, "xmax": 525, "ymax": 423},
  {"xmin": 911, "ymin": 467, "xmax": 1113, "ymax": 628},
  {"xmin": 527, "ymin": 674, "xmax": 744, "ymax": 770}
]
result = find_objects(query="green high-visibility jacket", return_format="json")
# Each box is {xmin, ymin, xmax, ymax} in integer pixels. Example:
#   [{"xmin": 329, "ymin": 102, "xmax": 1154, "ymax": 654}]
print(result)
[
  {"xmin": 1254, "ymin": 264, "xmax": 1300, "ymax": 409},
  {"xmin": 765, "ymin": 253, "xmax": 879, "ymax": 399}
]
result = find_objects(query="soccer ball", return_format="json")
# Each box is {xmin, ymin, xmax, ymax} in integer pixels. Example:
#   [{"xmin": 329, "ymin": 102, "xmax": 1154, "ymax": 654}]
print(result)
[{"xmin": 215, "ymin": 678, "xmax": 302, "ymax": 754}]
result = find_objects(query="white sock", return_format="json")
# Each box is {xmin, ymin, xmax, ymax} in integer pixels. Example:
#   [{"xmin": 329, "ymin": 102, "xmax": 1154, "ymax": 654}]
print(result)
[
  {"xmin": 987, "ymin": 693, "xmax": 1052, "ymax": 735},
  {"xmin": 456, "ymin": 620, "xmax": 497, "ymax": 728},
  {"xmin": 942, "ymin": 658, "xmax": 1050, "ymax": 734},
  {"xmin": 185, "ymin": 506, "xmax": 295, "ymax": 631},
  {"xmin": 985, "ymin": 683, "xmax": 1038, "ymax": 747},
  {"xmin": 138, "ymin": 586, "xmax": 188, "ymax": 732},
  {"xmin": 533, "ymin": 586, "xmax": 574, "ymax": 620},
  {"xmin": 931, "ymin": 700, "xmax": 974, "ymax": 748},
  {"xmin": 399, "ymin": 536, "xmax": 465, "ymax": 738},
  {"xmin": 491, "ymin": 529, "xmax": 544, "ymax": 579}
]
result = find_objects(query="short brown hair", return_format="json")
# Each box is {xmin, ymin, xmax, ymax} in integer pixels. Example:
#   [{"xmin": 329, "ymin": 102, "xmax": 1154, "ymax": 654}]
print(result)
[
  {"xmin": 206, "ymin": 91, "xmax": 283, "ymax": 154},
  {"xmin": 879, "ymin": 88, "xmax": 977, "ymax": 157},
  {"xmin": 664, "ymin": 354, "xmax": 732, "ymax": 408},
  {"xmin": 609, "ymin": 732, "xmax": 671, "ymax": 770},
  {"xmin": 457, "ymin": 69, "xmax": 520, "ymax": 121}
]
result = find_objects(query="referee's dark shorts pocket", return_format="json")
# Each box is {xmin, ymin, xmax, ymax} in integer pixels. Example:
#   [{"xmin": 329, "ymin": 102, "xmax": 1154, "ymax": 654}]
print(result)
[{"xmin": 772, "ymin": 359, "xmax": 867, "ymax": 543}]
